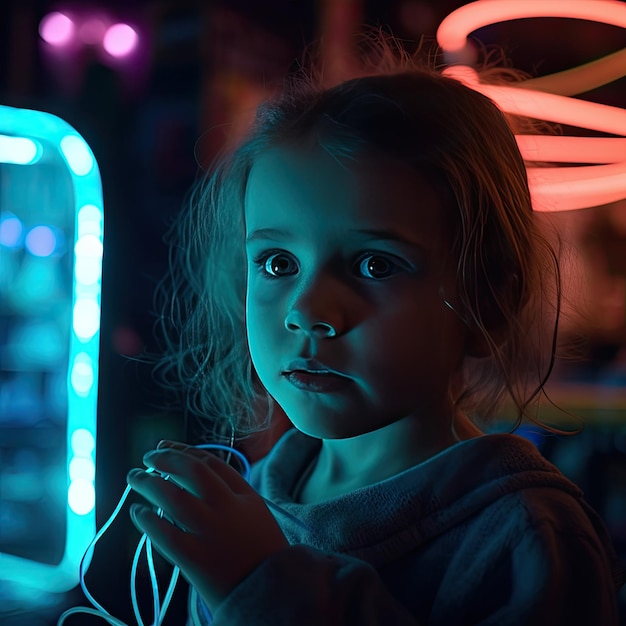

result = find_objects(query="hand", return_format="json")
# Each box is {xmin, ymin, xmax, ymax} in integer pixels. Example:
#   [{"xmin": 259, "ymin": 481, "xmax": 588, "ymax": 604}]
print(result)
[{"xmin": 127, "ymin": 441, "xmax": 289, "ymax": 612}]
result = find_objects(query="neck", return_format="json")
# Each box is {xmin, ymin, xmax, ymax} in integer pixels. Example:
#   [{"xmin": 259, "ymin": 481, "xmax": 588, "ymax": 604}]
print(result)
[{"xmin": 298, "ymin": 411, "xmax": 482, "ymax": 504}]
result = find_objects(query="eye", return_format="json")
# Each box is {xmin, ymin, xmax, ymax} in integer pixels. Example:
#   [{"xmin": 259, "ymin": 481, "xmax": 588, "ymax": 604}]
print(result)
[
  {"xmin": 356, "ymin": 253, "xmax": 403, "ymax": 279},
  {"xmin": 257, "ymin": 251, "xmax": 298, "ymax": 278}
]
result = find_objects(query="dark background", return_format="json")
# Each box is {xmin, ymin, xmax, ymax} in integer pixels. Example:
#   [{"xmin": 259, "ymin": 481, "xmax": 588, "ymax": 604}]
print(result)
[{"xmin": 1, "ymin": 1, "xmax": 625, "ymax": 624}]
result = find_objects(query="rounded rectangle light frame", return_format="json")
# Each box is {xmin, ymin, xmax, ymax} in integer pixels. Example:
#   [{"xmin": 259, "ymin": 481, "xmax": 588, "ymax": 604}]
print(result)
[{"xmin": 0, "ymin": 104, "xmax": 102, "ymax": 592}]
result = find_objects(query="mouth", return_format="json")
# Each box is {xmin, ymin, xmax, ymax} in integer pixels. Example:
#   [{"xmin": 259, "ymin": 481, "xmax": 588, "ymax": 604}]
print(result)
[
  {"xmin": 282, "ymin": 357, "xmax": 351, "ymax": 392},
  {"xmin": 282, "ymin": 370, "xmax": 351, "ymax": 393}
]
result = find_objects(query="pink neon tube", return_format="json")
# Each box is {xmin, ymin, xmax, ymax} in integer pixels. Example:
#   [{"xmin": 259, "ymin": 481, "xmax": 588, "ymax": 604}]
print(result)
[{"xmin": 437, "ymin": 0, "xmax": 626, "ymax": 212}]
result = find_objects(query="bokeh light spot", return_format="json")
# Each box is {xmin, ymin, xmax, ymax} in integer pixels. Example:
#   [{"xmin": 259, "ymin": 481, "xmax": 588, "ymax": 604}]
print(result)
[
  {"xmin": 70, "ymin": 353, "xmax": 95, "ymax": 396},
  {"xmin": 68, "ymin": 479, "xmax": 95, "ymax": 516},
  {"xmin": 0, "ymin": 213, "xmax": 23, "ymax": 247},
  {"xmin": 25, "ymin": 225, "xmax": 56, "ymax": 257},
  {"xmin": 0, "ymin": 136, "xmax": 40, "ymax": 165},
  {"xmin": 60, "ymin": 135, "xmax": 94, "ymax": 176},
  {"xmin": 71, "ymin": 428, "xmax": 95, "ymax": 456},
  {"xmin": 39, "ymin": 12, "xmax": 75, "ymax": 47},
  {"xmin": 73, "ymin": 299, "xmax": 101, "ymax": 340},
  {"xmin": 103, "ymin": 23, "xmax": 138, "ymax": 57},
  {"xmin": 79, "ymin": 18, "xmax": 106, "ymax": 45}
]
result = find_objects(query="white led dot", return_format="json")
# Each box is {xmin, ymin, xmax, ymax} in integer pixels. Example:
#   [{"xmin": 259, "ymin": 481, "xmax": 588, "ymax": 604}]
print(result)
[
  {"xmin": 68, "ymin": 479, "xmax": 95, "ymax": 516},
  {"xmin": 73, "ymin": 298, "xmax": 101, "ymax": 340},
  {"xmin": 75, "ymin": 235, "xmax": 103, "ymax": 285},
  {"xmin": 71, "ymin": 357, "xmax": 94, "ymax": 396},
  {"xmin": 71, "ymin": 428, "xmax": 95, "ymax": 456},
  {"xmin": 77, "ymin": 205, "xmax": 103, "ymax": 238},
  {"xmin": 60, "ymin": 135, "xmax": 94, "ymax": 176},
  {"xmin": 69, "ymin": 457, "xmax": 96, "ymax": 482},
  {"xmin": 0, "ymin": 135, "xmax": 40, "ymax": 165}
]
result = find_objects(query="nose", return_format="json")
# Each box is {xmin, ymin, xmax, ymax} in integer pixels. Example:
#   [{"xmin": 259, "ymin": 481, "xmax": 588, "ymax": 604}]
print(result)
[
  {"xmin": 284, "ymin": 277, "xmax": 343, "ymax": 339},
  {"xmin": 285, "ymin": 311, "xmax": 338, "ymax": 338}
]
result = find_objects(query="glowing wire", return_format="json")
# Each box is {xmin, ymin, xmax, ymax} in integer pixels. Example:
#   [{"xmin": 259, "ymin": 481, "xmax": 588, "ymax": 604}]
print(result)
[
  {"xmin": 437, "ymin": 0, "xmax": 626, "ymax": 212},
  {"xmin": 57, "ymin": 444, "xmax": 309, "ymax": 626}
]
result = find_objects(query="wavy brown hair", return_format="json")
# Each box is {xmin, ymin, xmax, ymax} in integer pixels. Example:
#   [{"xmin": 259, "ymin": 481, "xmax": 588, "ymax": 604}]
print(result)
[{"xmin": 153, "ymin": 37, "xmax": 562, "ymax": 440}]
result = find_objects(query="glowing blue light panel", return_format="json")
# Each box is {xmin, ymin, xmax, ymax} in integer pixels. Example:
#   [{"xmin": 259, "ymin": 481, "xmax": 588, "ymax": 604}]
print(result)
[{"xmin": 0, "ymin": 105, "xmax": 103, "ymax": 593}]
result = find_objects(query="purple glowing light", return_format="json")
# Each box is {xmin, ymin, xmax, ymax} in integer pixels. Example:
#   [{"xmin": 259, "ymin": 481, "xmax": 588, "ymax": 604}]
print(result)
[
  {"xmin": 25, "ymin": 225, "xmax": 57, "ymax": 257},
  {"xmin": 39, "ymin": 12, "xmax": 75, "ymax": 46},
  {"xmin": 0, "ymin": 214, "xmax": 23, "ymax": 247},
  {"xmin": 102, "ymin": 23, "xmax": 138, "ymax": 57},
  {"xmin": 79, "ymin": 18, "xmax": 107, "ymax": 45}
]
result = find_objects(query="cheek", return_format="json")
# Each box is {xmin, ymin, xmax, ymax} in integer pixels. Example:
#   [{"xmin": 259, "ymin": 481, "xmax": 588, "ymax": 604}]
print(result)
[
  {"xmin": 359, "ymin": 304, "xmax": 465, "ymax": 383},
  {"xmin": 245, "ymin": 288, "xmax": 281, "ymax": 375}
]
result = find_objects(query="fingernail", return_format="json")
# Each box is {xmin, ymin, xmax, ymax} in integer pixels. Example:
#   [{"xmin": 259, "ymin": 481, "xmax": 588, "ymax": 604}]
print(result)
[
  {"xmin": 143, "ymin": 450, "xmax": 160, "ymax": 464},
  {"xmin": 127, "ymin": 468, "xmax": 143, "ymax": 482},
  {"xmin": 130, "ymin": 503, "xmax": 148, "ymax": 519},
  {"xmin": 157, "ymin": 440, "xmax": 184, "ymax": 449}
]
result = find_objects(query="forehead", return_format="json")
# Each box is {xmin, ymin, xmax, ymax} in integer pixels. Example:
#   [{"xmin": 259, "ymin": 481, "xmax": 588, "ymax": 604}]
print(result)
[{"xmin": 244, "ymin": 144, "xmax": 447, "ymax": 243}]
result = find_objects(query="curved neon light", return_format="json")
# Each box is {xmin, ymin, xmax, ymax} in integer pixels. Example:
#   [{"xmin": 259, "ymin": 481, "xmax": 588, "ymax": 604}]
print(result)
[
  {"xmin": 437, "ymin": 0, "xmax": 626, "ymax": 212},
  {"xmin": 0, "ymin": 104, "xmax": 102, "ymax": 593}
]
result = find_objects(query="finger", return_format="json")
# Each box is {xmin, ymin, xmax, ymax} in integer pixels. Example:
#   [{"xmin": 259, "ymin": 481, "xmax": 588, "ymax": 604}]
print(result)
[
  {"xmin": 190, "ymin": 447, "xmax": 253, "ymax": 494},
  {"xmin": 130, "ymin": 503, "xmax": 231, "ymax": 610},
  {"xmin": 127, "ymin": 468, "xmax": 210, "ymax": 534},
  {"xmin": 143, "ymin": 448, "xmax": 251, "ymax": 500},
  {"xmin": 130, "ymin": 503, "xmax": 199, "ymax": 569},
  {"xmin": 158, "ymin": 440, "xmax": 251, "ymax": 493}
]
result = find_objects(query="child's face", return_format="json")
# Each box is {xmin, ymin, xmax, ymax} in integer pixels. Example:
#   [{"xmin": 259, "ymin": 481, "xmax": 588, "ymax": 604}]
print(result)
[{"xmin": 244, "ymin": 144, "xmax": 467, "ymax": 440}]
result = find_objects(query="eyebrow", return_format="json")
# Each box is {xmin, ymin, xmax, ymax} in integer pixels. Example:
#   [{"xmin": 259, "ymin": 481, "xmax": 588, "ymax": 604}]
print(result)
[
  {"xmin": 246, "ymin": 227, "xmax": 425, "ymax": 249},
  {"xmin": 353, "ymin": 228, "xmax": 425, "ymax": 249},
  {"xmin": 245, "ymin": 228, "xmax": 291, "ymax": 243}
]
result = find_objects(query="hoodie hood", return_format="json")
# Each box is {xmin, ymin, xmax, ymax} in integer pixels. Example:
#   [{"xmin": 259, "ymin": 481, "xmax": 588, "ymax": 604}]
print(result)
[{"xmin": 252, "ymin": 429, "xmax": 620, "ymax": 579}]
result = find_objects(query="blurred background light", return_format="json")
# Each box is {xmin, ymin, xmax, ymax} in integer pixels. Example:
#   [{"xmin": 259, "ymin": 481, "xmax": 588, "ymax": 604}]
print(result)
[
  {"xmin": 7, "ymin": 320, "xmax": 65, "ymax": 369},
  {"xmin": 0, "ymin": 212, "xmax": 23, "ymax": 247},
  {"xmin": 0, "ymin": 136, "xmax": 41, "ymax": 165},
  {"xmin": 25, "ymin": 225, "xmax": 56, "ymax": 257},
  {"xmin": 75, "ymin": 234, "xmax": 104, "ymax": 285},
  {"xmin": 72, "ymin": 298, "xmax": 101, "ymax": 340},
  {"xmin": 0, "ymin": 104, "xmax": 102, "ymax": 598},
  {"xmin": 79, "ymin": 18, "xmax": 107, "ymax": 45},
  {"xmin": 60, "ymin": 135, "xmax": 94, "ymax": 176},
  {"xmin": 39, "ymin": 12, "xmax": 75, "ymax": 47},
  {"xmin": 71, "ymin": 428, "xmax": 95, "ymax": 457},
  {"xmin": 67, "ymin": 479, "xmax": 95, "ymax": 516},
  {"xmin": 77, "ymin": 205, "xmax": 103, "ymax": 238},
  {"xmin": 70, "ymin": 353, "xmax": 95, "ymax": 397},
  {"xmin": 103, "ymin": 23, "xmax": 138, "ymax": 58},
  {"xmin": 69, "ymin": 457, "xmax": 95, "ymax": 482}
]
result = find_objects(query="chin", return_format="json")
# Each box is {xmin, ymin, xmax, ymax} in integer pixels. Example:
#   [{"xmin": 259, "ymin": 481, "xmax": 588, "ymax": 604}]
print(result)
[{"xmin": 288, "ymin": 418, "xmax": 384, "ymax": 441}]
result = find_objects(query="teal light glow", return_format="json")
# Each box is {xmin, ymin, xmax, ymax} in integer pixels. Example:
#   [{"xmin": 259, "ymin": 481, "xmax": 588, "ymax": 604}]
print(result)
[
  {"xmin": 74, "ymin": 234, "xmax": 103, "ymax": 285},
  {"xmin": 71, "ymin": 428, "xmax": 96, "ymax": 456},
  {"xmin": 0, "ymin": 104, "xmax": 103, "ymax": 593},
  {"xmin": 67, "ymin": 478, "xmax": 96, "ymax": 516},
  {"xmin": 70, "ymin": 353, "xmax": 95, "ymax": 396},
  {"xmin": 60, "ymin": 134, "xmax": 94, "ymax": 176},
  {"xmin": 69, "ymin": 457, "xmax": 96, "ymax": 482},
  {"xmin": 0, "ymin": 134, "xmax": 41, "ymax": 165},
  {"xmin": 72, "ymin": 298, "xmax": 101, "ymax": 340},
  {"xmin": 77, "ymin": 205, "xmax": 103, "ymax": 237}
]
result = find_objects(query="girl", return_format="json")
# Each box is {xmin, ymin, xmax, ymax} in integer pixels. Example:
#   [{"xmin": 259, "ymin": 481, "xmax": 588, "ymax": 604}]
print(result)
[{"xmin": 127, "ymin": 42, "xmax": 624, "ymax": 625}]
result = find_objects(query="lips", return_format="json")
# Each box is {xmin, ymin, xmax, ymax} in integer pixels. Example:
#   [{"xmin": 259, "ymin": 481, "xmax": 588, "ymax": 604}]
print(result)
[{"xmin": 282, "ymin": 358, "xmax": 351, "ymax": 393}]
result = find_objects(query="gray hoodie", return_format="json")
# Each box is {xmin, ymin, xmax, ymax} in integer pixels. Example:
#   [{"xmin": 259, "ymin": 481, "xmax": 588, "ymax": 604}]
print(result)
[{"xmin": 190, "ymin": 429, "xmax": 624, "ymax": 625}]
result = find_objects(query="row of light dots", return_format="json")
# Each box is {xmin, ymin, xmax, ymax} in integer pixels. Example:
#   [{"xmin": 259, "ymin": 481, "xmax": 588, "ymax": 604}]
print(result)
[
  {"xmin": 1, "ymin": 122, "xmax": 102, "ymax": 515},
  {"xmin": 40, "ymin": 11, "xmax": 139, "ymax": 58}
]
